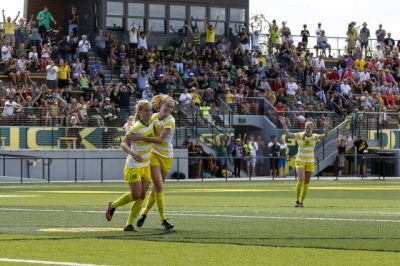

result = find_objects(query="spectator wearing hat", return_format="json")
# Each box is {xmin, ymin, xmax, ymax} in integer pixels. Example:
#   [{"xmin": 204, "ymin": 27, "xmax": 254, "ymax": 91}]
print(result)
[
  {"xmin": 359, "ymin": 22, "xmax": 370, "ymax": 57},
  {"xmin": 231, "ymin": 137, "xmax": 244, "ymax": 177},
  {"xmin": 268, "ymin": 134, "xmax": 280, "ymax": 178},
  {"xmin": 346, "ymin": 21, "xmax": 358, "ymax": 55},
  {"xmin": 2, "ymin": 9, "xmax": 20, "ymax": 47}
]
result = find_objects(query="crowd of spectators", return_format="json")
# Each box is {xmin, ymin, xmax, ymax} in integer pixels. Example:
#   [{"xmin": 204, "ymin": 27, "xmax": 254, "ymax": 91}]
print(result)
[{"xmin": 1, "ymin": 8, "xmax": 400, "ymax": 150}]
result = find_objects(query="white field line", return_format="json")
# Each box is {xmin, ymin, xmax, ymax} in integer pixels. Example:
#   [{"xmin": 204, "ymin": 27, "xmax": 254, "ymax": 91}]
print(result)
[
  {"xmin": 1, "ymin": 208, "xmax": 400, "ymax": 224},
  {"xmin": 0, "ymin": 258, "xmax": 106, "ymax": 266}
]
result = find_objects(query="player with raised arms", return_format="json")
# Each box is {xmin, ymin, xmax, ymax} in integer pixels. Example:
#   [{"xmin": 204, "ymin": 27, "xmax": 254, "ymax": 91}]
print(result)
[{"xmin": 279, "ymin": 116, "xmax": 329, "ymax": 207}]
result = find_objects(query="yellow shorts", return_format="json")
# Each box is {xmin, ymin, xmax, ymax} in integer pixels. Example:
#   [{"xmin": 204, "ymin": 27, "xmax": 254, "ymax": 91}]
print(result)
[
  {"xmin": 295, "ymin": 161, "xmax": 315, "ymax": 173},
  {"xmin": 150, "ymin": 153, "xmax": 173, "ymax": 173},
  {"xmin": 123, "ymin": 165, "xmax": 152, "ymax": 183}
]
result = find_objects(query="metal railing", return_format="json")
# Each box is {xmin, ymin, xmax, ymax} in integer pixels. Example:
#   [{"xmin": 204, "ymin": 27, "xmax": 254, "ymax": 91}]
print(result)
[
  {"xmin": 2, "ymin": 153, "xmax": 398, "ymax": 183},
  {"xmin": 260, "ymin": 33, "xmax": 379, "ymax": 57}
]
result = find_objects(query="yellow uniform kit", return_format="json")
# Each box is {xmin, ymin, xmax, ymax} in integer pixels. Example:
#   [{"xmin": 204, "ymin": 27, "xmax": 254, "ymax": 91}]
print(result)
[
  {"xmin": 150, "ymin": 113, "xmax": 175, "ymax": 172},
  {"xmin": 124, "ymin": 120, "xmax": 154, "ymax": 183},
  {"xmin": 294, "ymin": 132, "xmax": 320, "ymax": 173}
]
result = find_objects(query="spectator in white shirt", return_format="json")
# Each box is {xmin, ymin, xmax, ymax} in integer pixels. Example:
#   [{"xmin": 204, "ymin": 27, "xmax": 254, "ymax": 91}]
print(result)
[
  {"xmin": 46, "ymin": 60, "xmax": 59, "ymax": 89},
  {"xmin": 2, "ymin": 96, "xmax": 21, "ymax": 117},
  {"xmin": 78, "ymin": 35, "xmax": 91, "ymax": 71},
  {"xmin": 373, "ymin": 44, "xmax": 384, "ymax": 60},
  {"xmin": 286, "ymin": 78, "xmax": 298, "ymax": 103},
  {"xmin": 179, "ymin": 88, "xmax": 193, "ymax": 105},
  {"xmin": 28, "ymin": 46, "xmax": 40, "ymax": 70},
  {"xmin": 314, "ymin": 55, "xmax": 325, "ymax": 69},
  {"xmin": 1, "ymin": 41, "xmax": 13, "ymax": 68},
  {"xmin": 340, "ymin": 79, "xmax": 351, "ymax": 97}
]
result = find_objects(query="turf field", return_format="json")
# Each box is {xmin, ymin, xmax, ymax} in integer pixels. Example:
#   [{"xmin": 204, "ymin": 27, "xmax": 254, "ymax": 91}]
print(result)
[{"xmin": 0, "ymin": 180, "xmax": 400, "ymax": 265}]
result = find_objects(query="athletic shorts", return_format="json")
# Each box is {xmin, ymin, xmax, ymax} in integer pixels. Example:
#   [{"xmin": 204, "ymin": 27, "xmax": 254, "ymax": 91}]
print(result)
[
  {"xmin": 123, "ymin": 165, "xmax": 151, "ymax": 183},
  {"xmin": 295, "ymin": 160, "xmax": 315, "ymax": 173},
  {"xmin": 151, "ymin": 153, "xmax": 173, "ymax": 173},
  {"xmin": 246, "ymin": 156, "xmax": 256, "ymax": 167}
]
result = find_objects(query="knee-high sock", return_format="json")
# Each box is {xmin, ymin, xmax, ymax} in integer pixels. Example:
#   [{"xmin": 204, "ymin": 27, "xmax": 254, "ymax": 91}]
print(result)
[
  {"xmin": 296, "ymin": 181, "xmax": 304, "ymax": 202},
  {"xmin": 111, "ymin": 192, "xmax": 133, "ymax": 209},
  {"xmin": 155, "ymin": 192, "xmax": 166, "ymax": 221},
  {"xmin": 126, "ymin": 199, "xmax": 144, "ymax": 225},
  {"xmin": 142, "ymin": 192, "xmax": 156, "ymax": 215},
  {"xmin": 301, "ymin": 184, "xmax": 309, "ymax": 202}
]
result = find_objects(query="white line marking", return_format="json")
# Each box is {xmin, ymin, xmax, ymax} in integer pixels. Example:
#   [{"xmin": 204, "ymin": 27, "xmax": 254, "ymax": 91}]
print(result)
[
  {"xmin": 0, "ymin": 195, "xmax": 39, "ymax": 198},
  {"xmin": 0, "ymin": 258, "xmax": 103, "ymax": 266},
  {"xmin": 1, "ymin": 208, "xmax": 400, "ymax": 224}
]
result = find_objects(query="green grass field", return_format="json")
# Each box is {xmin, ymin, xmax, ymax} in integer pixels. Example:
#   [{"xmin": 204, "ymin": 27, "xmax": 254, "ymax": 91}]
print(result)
[{"xmin": 1, "ymin": 180, "xmax": 400, "ymax": 265}]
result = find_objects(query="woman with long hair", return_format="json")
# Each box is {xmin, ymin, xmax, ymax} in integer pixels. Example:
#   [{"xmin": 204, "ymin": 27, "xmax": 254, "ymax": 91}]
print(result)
[
  {"xmin": 106, "ymin": 99, "xmax": 154, "ymax": 231},
  {"xmin": 131, "ymin": 95, "xmax": 176, "ymax": 230},
  {"xmin": 279, "ymin": 116, "xmax": 329, "ymax": 207}
]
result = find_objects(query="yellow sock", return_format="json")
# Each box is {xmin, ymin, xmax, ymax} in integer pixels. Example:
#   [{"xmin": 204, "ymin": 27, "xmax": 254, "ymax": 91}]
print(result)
[
  {"xmin": 142, "ymin": 192, "xmax": 156, "ymax": 215},
  {"xmin": 126, "ymin": 199, "xmax": 144, "ymax": 225},
  {"xmin": 296, "ymin": 181, "xmax": 303, "ymax": 202},
  {"xmin": 111, "ymin": 192, "xmax": 133, "ymax": 209},
  {"xmin": 155, "ymin": 192, "xmax": 166, "ymax": 221},
  {"xmin": 300, "ymin": 184, "xmax": 309, "ymax": 203}
]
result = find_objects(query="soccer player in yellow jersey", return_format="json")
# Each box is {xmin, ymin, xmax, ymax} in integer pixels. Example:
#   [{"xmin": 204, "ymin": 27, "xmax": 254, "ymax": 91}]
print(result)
[
  {"xmin": 132, "ymin": 95, "xmax": 175, "ymax": 230},
  {"xmin": 106, "ymin": 100, "xmax": 154, "ymax": 231},
  {"xmin": 279, "ymin": 117, "xmax": 329, "ymax": 207}
]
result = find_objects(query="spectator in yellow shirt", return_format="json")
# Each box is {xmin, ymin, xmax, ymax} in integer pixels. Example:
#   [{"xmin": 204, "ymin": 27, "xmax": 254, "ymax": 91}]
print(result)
[
  {"xmin": 190, "ymin": 87, "xmax": 202, "ymax": 105},
  {"xmin": 2, "ymin": 10, "xmax": 20, "ymax": 47},
  {"xmin": 204, "ymin": 16, "xmax": 219, "ymax": 49},
  {"xmin": 354, "ymin": 55, "xmax": 366, "ymax": 71}
]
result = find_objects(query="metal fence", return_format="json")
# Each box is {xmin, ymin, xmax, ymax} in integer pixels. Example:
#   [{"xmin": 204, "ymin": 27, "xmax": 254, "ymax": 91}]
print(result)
[{"xmin": 1, "ymin": 153, "xmax": 398, "ymax": 183}]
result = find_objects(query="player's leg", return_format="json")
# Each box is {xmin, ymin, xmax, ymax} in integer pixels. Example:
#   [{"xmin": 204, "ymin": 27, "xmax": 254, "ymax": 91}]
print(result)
[
  {"xmin": 295, "ymin": 161, "xmax": 305, "ymax": 207},
  {"xmin": 106, "ymin": 167, "xmax": 138, "ymax": 221},
  {"xmin": 125, "ymin": 179, "xmax": 150, "ymax": 231}
]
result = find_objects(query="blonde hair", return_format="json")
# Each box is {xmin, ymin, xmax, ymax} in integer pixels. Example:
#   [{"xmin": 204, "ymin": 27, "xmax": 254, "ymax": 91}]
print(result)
[
  {"xmin": 151, "ymin": 95, "xmax": 175, "ymax": 112},
  {"xmin": 134, "ymin": 99, "xmax": 152, "ymax": 121},
  {"xmin": 305, "ymin": 121, "xmax": 314, "ymax": 129}
]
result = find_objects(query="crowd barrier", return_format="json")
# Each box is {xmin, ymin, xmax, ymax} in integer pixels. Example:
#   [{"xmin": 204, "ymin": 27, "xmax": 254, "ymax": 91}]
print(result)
[{"xmin": 1, "ymin": 153, "xmax": 398, "ymax": 183}]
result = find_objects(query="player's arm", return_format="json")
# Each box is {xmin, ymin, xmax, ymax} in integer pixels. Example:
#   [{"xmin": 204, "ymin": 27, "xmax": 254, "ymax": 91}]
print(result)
[
  {"xmin": 132, "ymin": 127, "xmax": 171, "ymax": 144},
  {"xmin": 318, "ymin": 117, "xmax": 330, "ymax": 140},
  {"xmin": 121, "ymin": 134, "xmax": 143, "ymax": 162},
  {"xmin": 279, "ymin": 116, "xmax": 295, "ymax": 138}
]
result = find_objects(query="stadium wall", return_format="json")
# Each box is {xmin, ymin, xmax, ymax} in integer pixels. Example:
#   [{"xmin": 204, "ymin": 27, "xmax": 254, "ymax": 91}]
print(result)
[{"xmin": 0, "ymin": 149, "xmax": 188, "ymax": 181}]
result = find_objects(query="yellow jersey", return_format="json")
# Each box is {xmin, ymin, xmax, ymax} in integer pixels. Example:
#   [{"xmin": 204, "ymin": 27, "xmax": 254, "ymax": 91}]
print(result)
[
  {"xmin": 151, "ymin": 113, "xmax": 175, "ymax": 158},
  {"xmin": 295, "ymin": 132, "xmax": 320, "ymax": 162},
  {"xmin": 205, "ymin": 27, "xmax": 216, "ymax": 43},
  {"xmin": 4, "ymin": 21, "xmax": 15, "ymax": 35},
  {"xmin": 58, "ymin": 65, "xmax": 70, "ymax": 80},
  {"xmin": 125, "ymin": 120, "xmax": 154, "ymax": 168}
]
